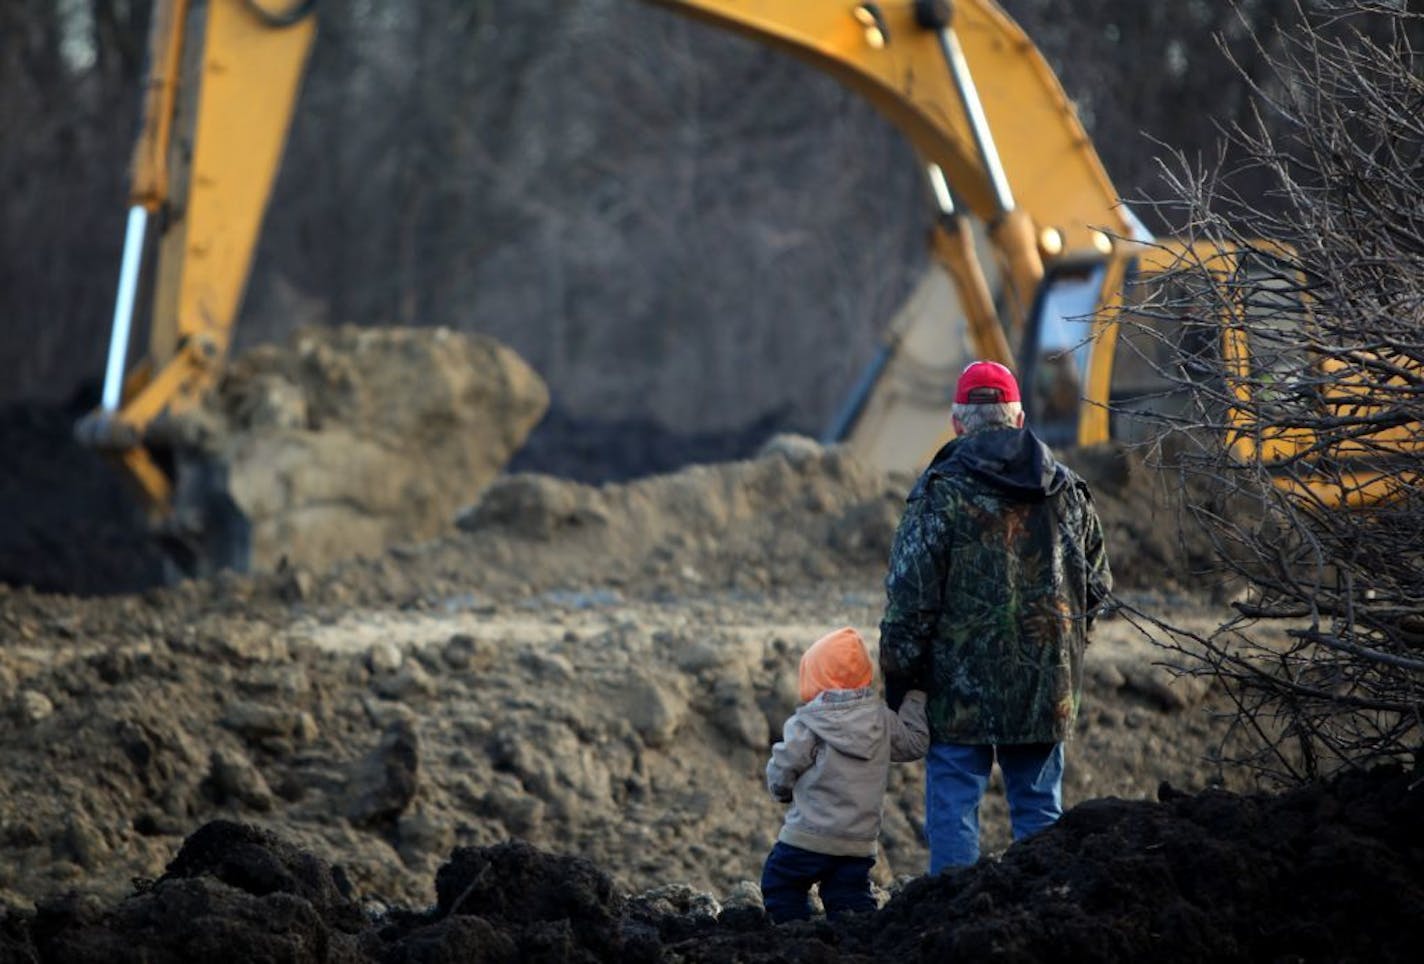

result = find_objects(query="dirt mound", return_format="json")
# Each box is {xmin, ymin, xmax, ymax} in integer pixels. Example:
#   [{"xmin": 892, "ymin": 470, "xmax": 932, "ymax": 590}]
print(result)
[
  {"xmin": 168, "ymin": 325, "xmax": 548, "ymax": 574},
  {"xmin": 0, "ymin": 426, "xmax": 1297, "ymax": 957},
  {"xmin": 4, "ymin": 766, "xmax": 1419, "ymax": 962},
  {"xmin": 452, "ymin": 434, "xmax": 905, "ymax": 585},
  {"xmin": 857, "ymin": 765, "xmax": 1424, "ymax": 962},
  {"xmin": 0, "ymin": 327, "xmax": 549, "ymax": 595},
  {"xmin": 261, "ymin": 433, "xmax": 1202, "ymax": 618},
  {"xmin": 421, "ymin": 436, "xmax": 1205, "ymax": 600}
]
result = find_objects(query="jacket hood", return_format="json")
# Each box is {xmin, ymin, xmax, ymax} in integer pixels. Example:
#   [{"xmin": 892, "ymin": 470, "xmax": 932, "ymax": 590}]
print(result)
[
  {"xmin": 798, "ymin": 689, "xmax": 884, "ymax": 761},
  {"xmin": 799, "ymin": 627, "xmax": 873, "ymax": 703},
  {"xmin": 923, "ymin": 428, "xmax": 1067, "ymax": 500}
]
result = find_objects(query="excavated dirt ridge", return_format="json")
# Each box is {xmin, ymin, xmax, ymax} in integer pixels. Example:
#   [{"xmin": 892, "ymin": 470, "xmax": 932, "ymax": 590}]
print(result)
[
  {"xmin": 2, "ymin": 768, "xmax": 1419, "ymax": 962},
  {"xmin": 165, "ymin": 324, "xmax": 549, "ymax": 573}
]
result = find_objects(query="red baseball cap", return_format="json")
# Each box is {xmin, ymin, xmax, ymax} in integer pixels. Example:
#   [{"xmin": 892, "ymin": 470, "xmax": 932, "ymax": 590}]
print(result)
[{"xmin": 954, "ymin": 360, "xmax": 1021, "ymax": 404}]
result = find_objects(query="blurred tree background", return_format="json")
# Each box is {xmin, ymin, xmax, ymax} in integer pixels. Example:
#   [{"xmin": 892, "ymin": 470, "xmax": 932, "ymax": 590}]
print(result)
[{"xmin": 0, "ymin": 0, "xmax": 1313, "ymax": 452}]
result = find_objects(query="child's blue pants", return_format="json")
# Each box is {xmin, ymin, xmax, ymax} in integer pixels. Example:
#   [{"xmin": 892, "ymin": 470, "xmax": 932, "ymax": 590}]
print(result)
[{"xmin": 759, "ymin": 841, "xmax": 875, "ymax": 923}]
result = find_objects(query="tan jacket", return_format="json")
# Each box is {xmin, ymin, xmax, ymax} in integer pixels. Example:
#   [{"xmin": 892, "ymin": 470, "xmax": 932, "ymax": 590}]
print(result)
[{"xmin": 767, "ymin": 689, "xmax": 929, "ymax": 857}]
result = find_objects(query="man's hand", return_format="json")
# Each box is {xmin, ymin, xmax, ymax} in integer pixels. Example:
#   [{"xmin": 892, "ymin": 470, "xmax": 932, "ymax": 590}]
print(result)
[{"xmin": 884, "ymin": 677, "xmax": 911, "ymax": 711}]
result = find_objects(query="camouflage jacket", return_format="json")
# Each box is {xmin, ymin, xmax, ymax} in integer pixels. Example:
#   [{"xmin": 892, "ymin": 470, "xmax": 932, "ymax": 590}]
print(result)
[{"xmin": 878, "ymin": 428, "xmax": 1111, "ymax": 745}]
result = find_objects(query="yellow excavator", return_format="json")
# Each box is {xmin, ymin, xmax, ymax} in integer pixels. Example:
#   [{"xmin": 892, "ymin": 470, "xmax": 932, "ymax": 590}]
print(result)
[{"xmin": 74, "ymin": 0, "xmax": 1319, "ymax": 571}]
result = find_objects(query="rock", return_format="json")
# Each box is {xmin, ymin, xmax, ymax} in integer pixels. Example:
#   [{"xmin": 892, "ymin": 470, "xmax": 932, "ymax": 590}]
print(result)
[
  {"xmin": 61, "ymin": 813, "xmax": 110, "ymax": 871},
  {"xmin": 608, "ymin": 672, "xmax": 687, "ymax": 748},
  {"xmin": 359, "ymin": 696, "xmax": 417, "ymax": 731},
  {"xmin": 278, "ymin": 565, "xmax": 316, "ymax": 602},
  {"xmin": 720, "ymin": 879, "xmax": 764, "ymax": 912},
  {"xmin": 366, "ymin": 641, "xmax": 403, "ymax": 674},
  {"xmin": 229, "ymin": 371, "xmax": 309, "ymax": 430},
  {"xmin": 456, "ymin": 473, "xmax": 606, "ymax": 538},
  {"xmin": 481, "ymin": 781, "xmax": 547, "ymax": 836},
  {"xmin": 670, "ymin": 630, "xmax": 762, "ymax": 675},
  {"xmin": 718, "ymin": 880, "xmax": 767, "ymax": 929},
  {"xmin": 221, "ymin": 701, "xmax": 310, "ymax": 741},
  {"xmin": 487, "ymin": 723, "xmax": 578, "ymax": 810},
  {"xmin": 397, "ymin": 810, "xmax": 454, "ymax": 865},
  {"xmin": 212, "ymin": 627, "xmax": 291, "ymax": 662},
  {"xmin": 241, "ymin": 664, "xmax": 311, "ymax": 699},
  {"xmin": 638, "ymin": 882, "xmax": 721, "ymax": 921},
  {"xmin": 16, "ymin": 689, "xmax": 53, "ymax": 724},
  {"xmin": 346, "ymin": 719, "xmax": 420, "ymax": 827},
  {"xmin": 208, "ymin": 748, "xmax": 275, "ymax": 812},
  {"xmin": 711, "ymin": 679, "xmax": 769, "ymax": 749},
  {"xmin": 373, "ymin": 661, "xmax": 437, "ymax": 701},
  {"xmin": 442, "ymin": 633, "xmax": 496, "ymax": 672},
  {"xmin": 519, "ymin": 650, "xmax": 575, "ymax": 682},
  {"xmin": 294, "ymin": 711, "xmax": 320, "ymax": 744}
]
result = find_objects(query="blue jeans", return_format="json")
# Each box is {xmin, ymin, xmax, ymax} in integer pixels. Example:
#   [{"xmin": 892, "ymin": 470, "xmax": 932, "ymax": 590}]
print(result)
[
  {"xmin": 925, "ymin": 742, "xmax": 1064, "ymax": 874},
  {"xmin": 760, "ymin": 841, "xmax": 876, "ymax": 923}
]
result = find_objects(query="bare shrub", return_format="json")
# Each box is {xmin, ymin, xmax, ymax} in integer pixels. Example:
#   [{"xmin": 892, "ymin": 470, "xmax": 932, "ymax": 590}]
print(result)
[{"xmin": 1113, "ymin": 1, "xmax": 1424, "ymax": 782}]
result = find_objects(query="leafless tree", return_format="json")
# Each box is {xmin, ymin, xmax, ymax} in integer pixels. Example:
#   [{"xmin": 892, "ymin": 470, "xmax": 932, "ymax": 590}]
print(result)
[{"xmin": 1112, "ymin": 1, "xmax": 1424, "ymax": 783}]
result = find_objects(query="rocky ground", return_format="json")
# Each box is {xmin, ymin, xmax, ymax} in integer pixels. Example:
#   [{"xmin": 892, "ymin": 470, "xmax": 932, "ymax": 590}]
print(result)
[
  {"xmin": 1, "ymin": 352, "xmax": 1420, "ymax": 959},
  {"xmin": 0, "ymin": 439, "xmax": 1242, "ymax": 905},
  {"xmin": 2, "ymin": 449, "xmax": 1416, "ymax": 961}
]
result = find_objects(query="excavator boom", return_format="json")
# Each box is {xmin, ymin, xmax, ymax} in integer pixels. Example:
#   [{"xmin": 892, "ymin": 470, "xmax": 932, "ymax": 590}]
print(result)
[
  {"xmin": 87, "ymin": 0, "xmax": 1355, "ymax": 574},
  {"xmin": 81, "ymin": 0, "xmax": 314, "ymax": 516},
  {"xmin": 90, "ymin": 0, "xmax": 1134, "ymax": 516},
  {"xmin": 649, "ymin": 2, "xmax": 1128, "ymax": 244}
]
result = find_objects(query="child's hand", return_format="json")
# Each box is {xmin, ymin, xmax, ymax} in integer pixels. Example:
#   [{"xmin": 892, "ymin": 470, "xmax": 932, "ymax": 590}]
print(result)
[{"xmin": 890, "ymin": 691, "xmax": 931, "ymax": 761}]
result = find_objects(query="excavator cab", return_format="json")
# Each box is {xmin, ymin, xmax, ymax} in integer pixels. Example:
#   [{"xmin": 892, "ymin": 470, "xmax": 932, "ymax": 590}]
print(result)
[{"xmin": 1018, "ymin": 262, "xmax": 1109, "ymax": 448}]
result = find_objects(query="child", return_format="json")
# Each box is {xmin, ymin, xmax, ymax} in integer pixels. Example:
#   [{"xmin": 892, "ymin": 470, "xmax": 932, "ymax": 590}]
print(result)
[{"xmin": 760, "ymin": 626, "xmax": 929, "ymax": 923}]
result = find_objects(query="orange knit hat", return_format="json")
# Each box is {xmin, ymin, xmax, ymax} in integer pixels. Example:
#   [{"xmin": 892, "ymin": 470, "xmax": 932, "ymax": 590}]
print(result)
[{"xmin": 798, "ymin": 627, "xmax": 873, "ymax": 703}]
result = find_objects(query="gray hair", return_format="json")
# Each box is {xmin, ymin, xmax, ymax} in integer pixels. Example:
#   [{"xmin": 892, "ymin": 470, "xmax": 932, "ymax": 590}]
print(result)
[{"xmin": 952, "ymin": 400, "xmax": 1023, "ymax": 435}]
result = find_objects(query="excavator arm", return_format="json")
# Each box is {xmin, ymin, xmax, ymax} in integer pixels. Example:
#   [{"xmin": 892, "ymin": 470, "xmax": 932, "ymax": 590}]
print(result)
[
  {"xmin": 88, "ymin": 0, "xmax": 1138, "ymax": 527},
  {"xmin": 95, "ymin": 0, "xmax": 1330, "ymax": 569},
  {"xmin": 649, "ymin": 2, "xmax": 1128, "ymax": 251},
  {"xmin": 79, "ymin": 0, "xmax": 314, "ymax": 521},
  {"xmin": 649, "ymin": 1, "xmax": 1132, "ymax": 343}
]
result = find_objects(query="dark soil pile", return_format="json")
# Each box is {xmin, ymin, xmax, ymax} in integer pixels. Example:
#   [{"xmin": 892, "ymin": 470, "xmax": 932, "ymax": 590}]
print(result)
[
  {"xmin": 3, "ymin": 766, "xmax": 1419, "ymax": 963},
  {"xmin": 856, "ymin": 764, "xmax": 1424, "ymax": 962},
  {"xmin": 0, "ymin": 402, "xmax": 165, "ymax": 595},
  {"xmin": 508, "ymin": 403, "xmax": 792, "ymax": 485}
]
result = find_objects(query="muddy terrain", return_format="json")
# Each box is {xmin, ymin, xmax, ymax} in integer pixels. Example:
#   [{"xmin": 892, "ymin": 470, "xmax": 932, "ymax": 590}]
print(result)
[
  {"xmin": 0, "ymin": 436, "xmax": 1235, "ymax": 902},
  {"xmin": 2, "ymin": 337, "xmax": 1419, "ymax": 961}
]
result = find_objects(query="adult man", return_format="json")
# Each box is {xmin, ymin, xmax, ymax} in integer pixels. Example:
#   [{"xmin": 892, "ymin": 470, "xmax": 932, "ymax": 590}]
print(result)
[{"xmin": 878, "ymin": 360, "xmax": 1112, "ymax": 873}]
